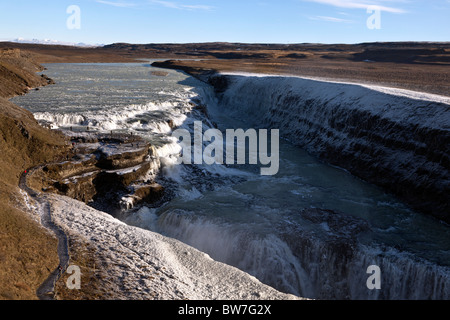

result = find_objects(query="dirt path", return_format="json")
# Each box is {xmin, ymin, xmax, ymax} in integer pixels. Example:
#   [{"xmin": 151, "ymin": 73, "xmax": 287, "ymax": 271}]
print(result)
[
  {"xmin": 17, "ymin": 133, "xmax": 155, "ymax": 299},
  {"xmin": 19, "ymin": 167, "xmax": 70, "ymax": 300}
]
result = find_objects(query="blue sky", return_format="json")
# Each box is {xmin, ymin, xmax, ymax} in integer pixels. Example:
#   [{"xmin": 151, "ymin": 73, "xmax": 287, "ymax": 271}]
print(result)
[{"xmin": 0, "ymin": 0, "xmax": 449, "ymax": 44}]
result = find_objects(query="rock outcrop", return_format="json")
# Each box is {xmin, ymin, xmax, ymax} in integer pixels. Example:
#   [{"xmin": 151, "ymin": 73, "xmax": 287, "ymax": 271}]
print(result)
[
  {"xmin": 188, "ymin": 72, "xmax": 449, "ymax": 223},
  {"xmin": 27, "ymin": 133, "xmax": 163, "ymax": 215}
]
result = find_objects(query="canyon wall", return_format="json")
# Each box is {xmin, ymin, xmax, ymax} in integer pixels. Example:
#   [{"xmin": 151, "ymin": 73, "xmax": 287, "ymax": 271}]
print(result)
[{"xmin": 210, "ymin": 74, "xmax": 450, "ymax": 223}]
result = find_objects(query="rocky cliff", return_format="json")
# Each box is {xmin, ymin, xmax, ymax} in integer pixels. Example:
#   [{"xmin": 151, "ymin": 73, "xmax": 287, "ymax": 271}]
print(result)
[
  {"xmin": 209, "ymin": 74, "xmax": 449, "ymax": 223},
  {"xmin": 0, "ymin": 48, "xmax": 54, "ymax": 99},
  {"xmin": 27, "ymin": 133, "xmax": 164, "ymax": 215},
  {"xmin": 152, "ymin": 59, "xmax": 449, "ymax": 222}
]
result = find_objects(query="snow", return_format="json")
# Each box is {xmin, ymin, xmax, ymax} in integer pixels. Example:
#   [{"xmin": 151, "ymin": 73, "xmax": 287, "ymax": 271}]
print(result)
[
  {"xmin": 62, "ymin": 170, "xmax": 97, "ymax": 183},
  {"xmin": 18, "ymin": 189, "xmax": 41, "ymax": 224},
  {"xmin": 98, "ymin": 144, "xmax": 147, "ymax": 157},
  {"xmin": 105, "ymin": 163, "xmax": 145, "ymax": 175},
  {"xmin": 46, "ymin": 194, "xmax": 302, "ymax": 300},
  {"xmin": 11, "ymin": 38, "xmax": 101, "ymax": 47},
  {"xmin": 219, "ymin": 71, "xmax": 450, "ymax": 105}
]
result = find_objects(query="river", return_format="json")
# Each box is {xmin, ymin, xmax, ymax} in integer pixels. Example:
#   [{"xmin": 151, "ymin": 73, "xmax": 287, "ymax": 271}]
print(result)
[{"xmin": 11, "ymin": 62, "xmax": 450, "ymax": 299}]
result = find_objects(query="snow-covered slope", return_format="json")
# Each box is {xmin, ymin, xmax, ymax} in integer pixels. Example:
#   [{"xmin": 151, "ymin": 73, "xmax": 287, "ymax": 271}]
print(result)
[
  {"xmin": 47, "ymin": 194, "xmax": 301, "ymax": 300},
  {"xmin": 211, "ymin": 73, "xmax": 450, "ymax": 222}
]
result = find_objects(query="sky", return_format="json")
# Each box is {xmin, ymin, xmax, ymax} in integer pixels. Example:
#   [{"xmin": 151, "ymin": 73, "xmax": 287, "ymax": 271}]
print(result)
[{"xmin": 0, "ymin": 0, "xmax": 449, "ymax": 45}]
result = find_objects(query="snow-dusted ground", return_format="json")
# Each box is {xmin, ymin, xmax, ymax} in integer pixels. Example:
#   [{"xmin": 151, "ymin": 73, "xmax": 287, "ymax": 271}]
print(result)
[
  {"xmin": 219, "ymin": 71, "xmax": 450, "ymax": 105},
  {"xmin": 45, "ymin": 193, "xmax": 302, "ymax": 300},
  {"xmin": 210, "ymin": 71, "xmax": 450, "ymax": 224}
]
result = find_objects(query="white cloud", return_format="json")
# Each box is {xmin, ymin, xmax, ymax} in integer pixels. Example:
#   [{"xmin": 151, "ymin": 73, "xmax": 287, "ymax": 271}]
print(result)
[
  {"xmin": 96, "ymin": 0, "xmax": 136, "ymax": 8},
  {"xmin": 304, "ymin": 0, "xmax": 407, "ymax": 13},
  {"xmin": 150, "ymin": 0, "xmax": 214, "ymax": 11},
  {"xmin": 151, "ymin": 0, "xmax": 179, "ymax": 9},
  {"xmin": 309, "ymin": 15, "xmax": 353, "ymax": 22},
  {"xmin": 181, "ymin": 4, "xmax": 214, "ymax": 10}
]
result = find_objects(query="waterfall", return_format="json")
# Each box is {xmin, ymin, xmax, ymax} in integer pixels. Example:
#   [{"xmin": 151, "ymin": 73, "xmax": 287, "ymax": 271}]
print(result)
[
  {"xmin": 212, "ymin": 74, "xmax": 450, "ymax": 223},
  {"xmin": 135, "ymin": 73, "xmax": 450, "ymax": 299}
]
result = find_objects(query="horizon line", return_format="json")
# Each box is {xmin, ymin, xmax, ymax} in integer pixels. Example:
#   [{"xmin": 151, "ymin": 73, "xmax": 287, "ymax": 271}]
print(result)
[{"xmin": 2, "ymin": 39, "xmax": 450, "ymax": 48}]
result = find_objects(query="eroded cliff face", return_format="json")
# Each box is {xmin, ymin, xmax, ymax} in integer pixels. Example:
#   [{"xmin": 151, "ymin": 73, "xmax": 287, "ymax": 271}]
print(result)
[
  {"xmin": 210, "ymin": 74, "xmax": 449, "ymax": 223},
  {"xmin": 26, "ymin": 133, "xmax": 164, "ymax": 215}
]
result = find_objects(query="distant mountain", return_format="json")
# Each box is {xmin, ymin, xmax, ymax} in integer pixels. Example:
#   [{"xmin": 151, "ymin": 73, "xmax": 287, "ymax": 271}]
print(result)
[{"xmin": 11, "ymin": 38, "xmax": 103, "ymax": 47}]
